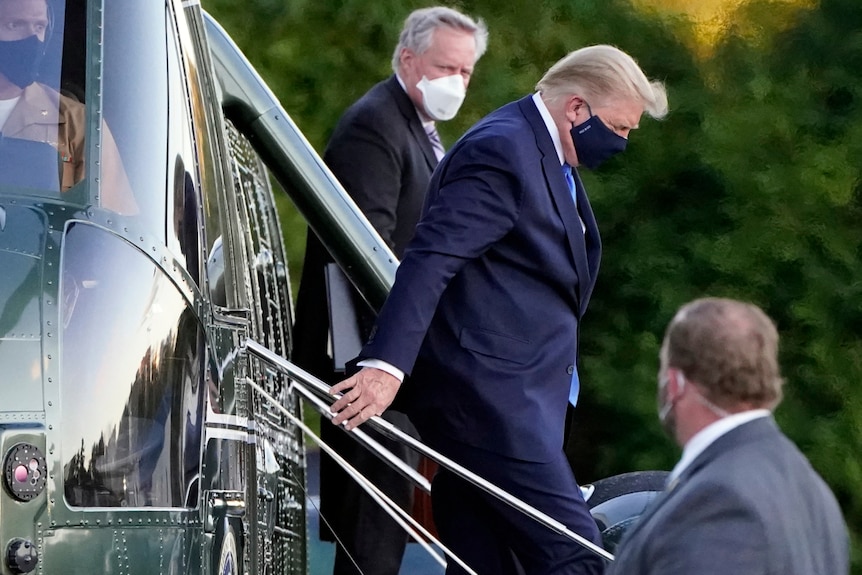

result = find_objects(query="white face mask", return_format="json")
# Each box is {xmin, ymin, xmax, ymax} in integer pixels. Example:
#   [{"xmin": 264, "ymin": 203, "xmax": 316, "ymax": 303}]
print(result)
[
  {"xmin": 416, "ymin": 74, "xmax": 466, "ymax": 121},
  {"xmin": 658, "ymin": 371, "xmax": 731, "ymax": 431}
]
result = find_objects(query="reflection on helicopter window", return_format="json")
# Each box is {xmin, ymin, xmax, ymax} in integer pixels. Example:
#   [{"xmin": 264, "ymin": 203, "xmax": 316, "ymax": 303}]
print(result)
[
  {"xmin": 206, "ymin": 234, "xmax": 227, "ymax": 308},
  {"xmin": 61, "ymin": 223, "xmax": 204, "ymax": 508},
  {"xmin": 0, "ymin": 0, "xmax": 137, "ymax": 213}
]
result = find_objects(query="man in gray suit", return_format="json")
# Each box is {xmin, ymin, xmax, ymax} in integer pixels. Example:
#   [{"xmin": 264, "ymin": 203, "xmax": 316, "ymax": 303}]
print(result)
[{"xmin": 609, "ymin": 297, "xmax": 849, "ymax": 575}]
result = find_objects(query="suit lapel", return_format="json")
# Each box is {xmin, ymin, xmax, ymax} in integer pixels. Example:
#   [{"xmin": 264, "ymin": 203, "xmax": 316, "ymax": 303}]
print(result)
[
  {"xmin": 386, "ymin": 75, "xmax": 438, "ymax": 170},
  {"xmin": 519, "ymin": 97, "xmax": 591, "ymax": 309},
  {"xmin": 677, "ymin": 416, "xmax": 778, "ymax": 482},
  {"xmin": 618, "ymin": 417, "xmax": 779, "ymax": 548},
  {"xmin": 571, "ymin": 168, "xmax": 601, "ymax": 314},
  {"xmin": 615, "ymin": 474, "xmax": 680, "ymax": 548}
]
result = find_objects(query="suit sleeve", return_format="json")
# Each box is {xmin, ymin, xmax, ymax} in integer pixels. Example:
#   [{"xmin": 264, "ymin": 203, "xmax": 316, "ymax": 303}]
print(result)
[
  {"xmin": 639, "ymin": 482, "xmax": 768, "ymax": 575},
  {"xmin": 324, "ymin": 110, "xmax": 404, "ymax": 249},
  {"xmin": 361, "ymin": 135, "xmax": 525, "ymax": 374}
]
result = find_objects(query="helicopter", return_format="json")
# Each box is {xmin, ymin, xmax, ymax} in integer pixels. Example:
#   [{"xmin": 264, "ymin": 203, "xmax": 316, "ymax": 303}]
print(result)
[{"xmin": 0, "ymin": 0, "xmax": 663, "ymax": 573}]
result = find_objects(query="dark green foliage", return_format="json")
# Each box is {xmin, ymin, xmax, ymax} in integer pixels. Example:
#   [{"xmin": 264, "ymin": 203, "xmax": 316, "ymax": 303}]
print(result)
[{"xmin": 205, "ymin": 0, "xmax": 862, "ymax": 568}]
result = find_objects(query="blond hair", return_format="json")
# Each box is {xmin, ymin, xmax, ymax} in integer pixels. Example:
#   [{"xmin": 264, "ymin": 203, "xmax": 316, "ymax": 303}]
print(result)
[{"xmin": 536, "ymin": 44, "xmax": 668, "ymax": 119}]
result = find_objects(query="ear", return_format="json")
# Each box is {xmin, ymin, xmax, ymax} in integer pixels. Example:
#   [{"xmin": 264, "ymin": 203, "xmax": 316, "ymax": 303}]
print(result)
[
  {"xmin": 564, "ymin": 95, "xmax": 588, "ymax": 123},
  {"xmin": 571, "ymin": 95, "xmax": 587, "ymax": 111},
  {"xmin": 666, "ymin": 368, "xmax": 686, "ymax": 398},
  {"xmin": 399, "ymin": 47, "xmax": 415, "ymax": 71}
]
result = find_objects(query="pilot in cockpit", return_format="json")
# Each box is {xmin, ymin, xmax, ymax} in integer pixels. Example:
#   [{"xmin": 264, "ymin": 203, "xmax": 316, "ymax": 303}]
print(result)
[{"xmin": 0, "ymin": 0, "xmax": 136, "ymax": 213}]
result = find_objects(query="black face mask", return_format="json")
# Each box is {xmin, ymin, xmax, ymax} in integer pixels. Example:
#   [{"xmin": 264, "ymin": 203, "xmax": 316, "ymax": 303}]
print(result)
[
  {"xmin": 569, "ymin": 104, "xmax": 627, "ymax": 170},
  {"xmin": 0, "ymin": 35, "xmax": 45, "ymax": 89}
]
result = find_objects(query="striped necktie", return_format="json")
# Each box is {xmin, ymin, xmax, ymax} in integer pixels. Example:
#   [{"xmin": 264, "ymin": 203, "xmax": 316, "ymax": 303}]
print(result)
[{"xmin": 425, "ymin": 123, "xmax": 445, "ymax": 161}]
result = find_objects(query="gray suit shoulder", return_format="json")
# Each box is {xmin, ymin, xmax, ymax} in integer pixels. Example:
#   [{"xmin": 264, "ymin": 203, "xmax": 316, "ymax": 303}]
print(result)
[{"xmin": 609, "ymin": 418, "xmax": 849, "ymax": 575}]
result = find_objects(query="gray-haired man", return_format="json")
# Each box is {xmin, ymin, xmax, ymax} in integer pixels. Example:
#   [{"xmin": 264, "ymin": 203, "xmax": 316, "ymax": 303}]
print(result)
[{"xmin": 292, "ymin": 6, "xmax": 487, "ymax": 575}]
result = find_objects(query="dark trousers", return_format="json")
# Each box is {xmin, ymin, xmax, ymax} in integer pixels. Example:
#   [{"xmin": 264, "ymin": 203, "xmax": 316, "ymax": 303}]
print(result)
[
  {"xmin": 428, "ymin": 434, "xmax": 606, "ymax": 575},
  {"xmin": 319, "ymin": 411, "xmax": 420, "ymax": 575}
]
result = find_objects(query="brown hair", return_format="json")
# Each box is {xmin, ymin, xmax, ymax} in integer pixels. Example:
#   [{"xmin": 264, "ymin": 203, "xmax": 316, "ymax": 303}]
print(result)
[{"xmin": 663, "ymin": 297, "xmax": 783, "ymax": 409}]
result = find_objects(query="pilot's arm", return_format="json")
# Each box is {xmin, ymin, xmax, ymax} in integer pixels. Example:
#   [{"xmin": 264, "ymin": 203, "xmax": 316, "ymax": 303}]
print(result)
[
  {"xmin": 99, "ymin": 119, "xmax": 137, "ymax": 214},
  {"xmin": 56, "ymin": 90, "xmax": 137, "ymax": 214}
]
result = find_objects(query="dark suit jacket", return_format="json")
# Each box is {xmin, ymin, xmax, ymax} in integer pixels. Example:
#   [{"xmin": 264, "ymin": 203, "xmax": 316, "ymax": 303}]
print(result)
[
  {"xmin": 362, "ymin": 95, "xmax": 602, "ymax": 463},
  {"xmin": 609, "ymin": 416, "xmax": 849, "ymax": 575},
  {"xmin": 292, "ymin": 75, "xmax": 438, "ymax": 374},
  {"xmin": 291, "ymin": 76, "xmax": 437, "ymax": 550}
]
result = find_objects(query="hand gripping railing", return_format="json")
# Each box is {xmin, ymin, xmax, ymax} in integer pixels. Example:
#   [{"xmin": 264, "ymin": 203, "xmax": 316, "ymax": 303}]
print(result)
[
  {"xmin": 243, "ymin": 339, "xmax": 614, "ymax": 564},
  {"xmin": 246, "ymin": 374, "xmax": 471, "ymax": 572}
]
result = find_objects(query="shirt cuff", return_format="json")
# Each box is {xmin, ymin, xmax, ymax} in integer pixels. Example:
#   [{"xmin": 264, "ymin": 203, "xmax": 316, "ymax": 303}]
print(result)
[{"xmin": 357, "ymin": 359, "xmax": 405, "ymax": 383}]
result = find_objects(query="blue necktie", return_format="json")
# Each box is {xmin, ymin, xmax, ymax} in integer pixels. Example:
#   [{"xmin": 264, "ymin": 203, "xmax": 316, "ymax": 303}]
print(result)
[
  {"xmin": 562, "ymin": 163, "xmax": 580, "ymax": 406},
  {"xmin": 563, "ymin": 162, "xmax": 577, "ymax": 205}
]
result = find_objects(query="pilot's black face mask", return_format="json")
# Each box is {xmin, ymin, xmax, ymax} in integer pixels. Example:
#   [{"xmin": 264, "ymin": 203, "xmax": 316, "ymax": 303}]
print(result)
[{"xmin": 0, "ymin": 36, "xmax": 45, "ymax": 89}]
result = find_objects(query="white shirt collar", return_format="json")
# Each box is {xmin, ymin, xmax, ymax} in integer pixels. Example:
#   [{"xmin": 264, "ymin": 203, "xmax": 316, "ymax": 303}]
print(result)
[
  {"xmin": 668, "ymin": 409, "xmax": 771, "ymax": 483},
  {"xmin": 0, "ymin": 95, "xmax": 21, "ymax": 130},
  {"xmin": 395, "ymin": 72, "xmax": 408, "ymax": 93},
  {"xmin": 531, "ymin": 92, "xmax": 564, "ymax": 166}
]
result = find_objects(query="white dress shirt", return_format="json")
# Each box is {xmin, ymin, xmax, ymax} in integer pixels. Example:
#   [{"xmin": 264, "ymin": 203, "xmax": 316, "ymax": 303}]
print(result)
[{"xmin": 0, "ymin": 96, "xmax": 21, "ymax": 130}]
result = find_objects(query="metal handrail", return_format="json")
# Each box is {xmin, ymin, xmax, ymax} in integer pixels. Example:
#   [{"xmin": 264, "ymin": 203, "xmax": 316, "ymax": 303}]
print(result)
[
  {"xmin": 247, "ymin": 378, "xmax": 478, "ymax": 574},
  {"xmin": 244, "ymin": 339, "xmax": 614, "ymax": 563}
]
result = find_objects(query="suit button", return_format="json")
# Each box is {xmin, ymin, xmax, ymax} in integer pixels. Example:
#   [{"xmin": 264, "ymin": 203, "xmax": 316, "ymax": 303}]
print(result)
[{"xmin": 566, "ymin": 365, "xmax": 575, "ymax": 375}]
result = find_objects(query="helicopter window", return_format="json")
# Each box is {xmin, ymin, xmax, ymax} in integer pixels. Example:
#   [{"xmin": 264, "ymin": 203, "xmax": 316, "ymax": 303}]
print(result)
[
  {"xmin": 100, "ymin": 0, "xmax": 169, "ymax": 222},
  {"xmin": 0, "ymin": 0, "xmax": 71, "ymax": 193},
  {"xmin": 0, "ymin": 0, "xmax": 141, "ymax": 214},
  {"xmin": 61, "ymin": 223, "xmax": 204, "ymax": 508}
]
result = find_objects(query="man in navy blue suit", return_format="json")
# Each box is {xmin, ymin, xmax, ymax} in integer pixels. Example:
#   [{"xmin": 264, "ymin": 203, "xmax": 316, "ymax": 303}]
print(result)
[{"xmin": 331, "ymin": 45, "xmax": 668, "ymax": 574}]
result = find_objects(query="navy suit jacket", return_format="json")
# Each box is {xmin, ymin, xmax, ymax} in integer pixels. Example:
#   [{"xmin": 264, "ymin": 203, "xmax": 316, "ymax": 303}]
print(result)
[
  {"xmin": 363, "ymin": 95, "xmax": 601, "ymax": 462},
  {"xmin": 609, "ymin": 417, "xmax": 849, "ymax": 575}
]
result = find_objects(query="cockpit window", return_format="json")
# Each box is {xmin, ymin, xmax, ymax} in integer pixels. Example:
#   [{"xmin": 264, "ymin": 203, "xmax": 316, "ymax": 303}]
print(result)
[
  {"xmin": 100, "ymin": 0, "xmax": 167, "ymax": 222},
  {"xmin": 0, "ymin": 0, "xmax": 72, "ymax": 192},
  {"xmin": 0, "ymin": 0, "xmax": 163, "ymax": 219}
]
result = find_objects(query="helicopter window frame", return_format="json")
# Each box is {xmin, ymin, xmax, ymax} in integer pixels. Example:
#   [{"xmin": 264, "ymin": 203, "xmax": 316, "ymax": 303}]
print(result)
[
  {"xmin": 59, "ymin": 221, "xmax": 206, "ymax": 510},
  {"xmin": 164, "ymin": 4, "xmax": 203, "ymax": 287}
]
